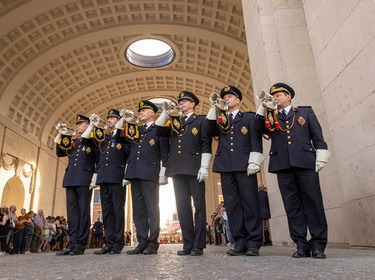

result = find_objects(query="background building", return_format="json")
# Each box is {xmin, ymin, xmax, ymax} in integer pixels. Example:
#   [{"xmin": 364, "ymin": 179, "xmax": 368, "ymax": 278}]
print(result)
[{"xmin": 0, "ymin": 0, "xmax": 374, "ymax": 248}]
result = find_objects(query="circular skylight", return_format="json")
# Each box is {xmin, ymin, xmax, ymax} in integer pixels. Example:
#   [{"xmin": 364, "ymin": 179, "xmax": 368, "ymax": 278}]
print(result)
[{"xmin": 126, "ymin": 39, "xmax": 174, "ymax": 68}]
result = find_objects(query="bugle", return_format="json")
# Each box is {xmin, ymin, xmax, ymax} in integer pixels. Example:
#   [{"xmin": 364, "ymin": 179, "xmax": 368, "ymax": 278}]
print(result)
[
  {"xmin": 210, "ymin": 92, "xmax": 228, "ymax": 111},
  {"xmin": 56, "ymin": 123, "xmax": 75, "ymax": 136},
  {"xmin": 89, "ymin": 114, "xmax": 108, "ymax": 130},
  {"xmin": 120, "ymin": 109, "xmax": 139, "ymax": 124},
  {"xmin": 162, "ymin": 101, "xmax": 182, "ymax": 117}
]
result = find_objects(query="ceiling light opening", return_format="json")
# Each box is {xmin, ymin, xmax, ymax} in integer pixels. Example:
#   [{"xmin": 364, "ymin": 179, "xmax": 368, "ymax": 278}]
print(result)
[{"xmin": 126, "ymin": 39, "xmax": 174, "ymax": 68}]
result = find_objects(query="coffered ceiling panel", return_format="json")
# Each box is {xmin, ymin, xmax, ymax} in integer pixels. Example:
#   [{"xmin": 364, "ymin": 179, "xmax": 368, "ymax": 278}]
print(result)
[{"xmin": 0, "ymin": 0, "xmax": 254, "ymax": 149}]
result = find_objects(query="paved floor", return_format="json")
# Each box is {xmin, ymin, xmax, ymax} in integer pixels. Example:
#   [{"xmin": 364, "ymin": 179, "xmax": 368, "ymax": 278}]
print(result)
[{"xmin": 0, "ymin": 244, "xmax": 374, "ymax": 279}]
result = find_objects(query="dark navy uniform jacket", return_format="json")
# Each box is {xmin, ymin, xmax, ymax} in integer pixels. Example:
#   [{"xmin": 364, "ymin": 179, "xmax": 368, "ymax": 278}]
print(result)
[
  {"xmin": 205, "ymin": 112, "xmax": 263, "ymax": 173},
  {"xmin": 255, "ymin": 107, "xmax": 327, "ymax": 173},
  {"xmin": 123, "ymin": 124, "xmax": 169, "ymax": 183},
  {"xmin": 56, "ymin": 138, "xmax": 97, "ymax": 187},
  {"xmin": 156, "ymin": 114, "xmax": 212, "ymax": 176},
  {"xmin": 82, "ymin": 131, "xmax": 129, "ymax": 184}
]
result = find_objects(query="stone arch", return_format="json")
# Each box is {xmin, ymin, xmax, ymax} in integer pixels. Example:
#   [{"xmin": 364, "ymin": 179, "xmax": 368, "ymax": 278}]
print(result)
[{"xmin": 1, "ymin": 177, "xmax": 25, "ymax": 211}]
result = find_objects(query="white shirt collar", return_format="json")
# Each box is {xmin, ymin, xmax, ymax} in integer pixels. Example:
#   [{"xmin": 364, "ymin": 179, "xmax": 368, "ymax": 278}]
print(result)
[
  {"xmin": 183, "ymin": 112, "xmax": 194, "ymax": 120},
  {"xmin": 279, "ymin": 105, "xmax": 292, "ymax": 114},
  {"xmin": 228, "ymin": 109, "xmax": 240, "ymax": 119},
  {"xmin": 143, "ymin": 121, "xmax": 154, "ymax": 129}
]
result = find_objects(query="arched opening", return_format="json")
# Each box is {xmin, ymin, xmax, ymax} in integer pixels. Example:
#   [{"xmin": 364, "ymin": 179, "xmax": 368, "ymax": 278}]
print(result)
[{"xmin": 1, "ymin": 177, "xmax": 25, "ymax": 211}]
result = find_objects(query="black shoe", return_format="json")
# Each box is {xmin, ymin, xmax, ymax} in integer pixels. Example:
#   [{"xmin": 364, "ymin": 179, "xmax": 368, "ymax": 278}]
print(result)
[
  {"xmin": 69, "ymin": 248, "xmax": 84, "ymax": 255},
  {"xmin": 245, "ymin": 248, "xmax": 259, "ymax": 256},
  {"xmin": 312, "ymin": 249, "xmax": 326, "ymax": 259},
  {"xmin": 226, "ymin": 247, "xmax": 246, "ymax": 256},
  {"xmin": 143, "ymin": 247, "xmax": 158, "ymax": 255},
  {"xmin": 109, "ymin": 248, "xmax": 121, "ymax": 255},
  {"xmin": 292, "ymin": 249, "xmax": 311, "ymax": 258},
  {"xmin": 56, "ymin": 249, "xmax": 72, "ymax": 256},
  {"xmin": 190, "ymin": 248, "xmax": 203, "ymax": 256},
  {"xmin": 126, "ymin": 247, "xmax": 145, "ymax": 255},
  {"xmin": 94, "ymin": 247, "xmax": 111, "ymax": 255},
  {"xmin": 177, "ymin": 249, "xmax": 191, "ymax": 255}
]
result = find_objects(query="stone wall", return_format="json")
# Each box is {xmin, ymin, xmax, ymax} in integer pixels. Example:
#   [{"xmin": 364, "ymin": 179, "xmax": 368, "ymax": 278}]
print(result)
[{"xmin": 241, "ymin": 0, "xmax": 375, "ymax": 248}]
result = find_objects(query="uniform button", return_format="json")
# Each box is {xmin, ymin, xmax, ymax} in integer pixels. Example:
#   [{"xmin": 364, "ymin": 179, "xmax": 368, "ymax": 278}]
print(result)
[
  {"xmin": 75, "ymin": 159, "xmax": 78, "ymax": 161},
  {"xmin": 107, "ymin": 152, "xmax": 109, "ymax": 154},
  {"xmin": 230, "ymin": 143, "xmax": 233, "ymax": 146},
  {"xmin": 74, "ymin": 164, "xmax": 77, "ymax": 166},
  {"xmin": 137, "ymin": 157, "xmax": 139, "ymax": 160},
  {"xmin": 76, "ymin": 154, "xmax": 79, "ymax": 157},
  {"xmin": 137, "ymin": 151, "xmax": 140, "ymax": 154},
  {"xmin": 230, "ymin": 149, "xmax": 233, "ymax": 152},
  {"xmin": 141, "ymin": 134, "xmax": 143, "ymax": 137},
  {"xmin": 287, "ymin": 136, "xmax": 291, "ymax": 139},
  {"xmin": 310, "ymin": 148, "xmax": 312, "ymax": 151},
  {"xmin": 178, "ymin": 145, "xmax": 181, "ymax": 148},
  {"xmin": 230, "ymin": 137, "xmax": 233, "ymax": 140},
  {"xmin": 106, "ymin": 157, "xmax": 108, "ymax": 160},
  {"xmin": 138, "ymin": 145, "xmax": 141, "ymax": 148},
  {"xmin": 231, "ymin": 132, "xmax": 234, "ymax": 134},
  {"xmin": 105, "ymin": 163, "xmax": 108, "ymax": 166},
  {"xmin": 287, "ymin": 131, "xmax": 290, "ymax": 133},
  {"xmin": 181, "ymin": 129, "xmax": 184, "ymax": 131},
  {"xmin": 178, "ymin": 140, "xmax": 181, "ymax": 143},
  {"xmin": 270, "ymin": 152, "xmax": 273, "ymax": 155},
  {"xmin": 286, "ymin": 125, "xmax": 290, "ymax": 128},
  {"xmin": 196, "ymin": 152, "xmax": 199, "ymax": 155},
  {"xmin": 286, "ymin": 121, "xmax": 289, "ymax": 124},
  {"xmin": 178, "ymin": 151, "xmax": 181, "ymax": 154},
  {"xmin": 140, "ymin": 140, "xmax": 142, "ymax": 143},
  {"xmin": 288, "ymin": 141, "xmax": 291, "ymax": 144}
]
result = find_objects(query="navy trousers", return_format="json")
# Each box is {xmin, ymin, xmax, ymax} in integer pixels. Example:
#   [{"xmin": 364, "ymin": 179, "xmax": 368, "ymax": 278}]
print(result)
[
  {"xmin": 276, "ymin": 168, "xmax": 327, "ymax": 251},
  {"xmin": 173, "ymin": 175, "xmax": 206, "ymax": 250},
  {"xmin": 100, "ymin": 183, "xmax": 125, "ymax": 250},
  {"xmin": 66, "ymin": 186, "xmax": 92, "ymax": 251},
  {"xmin": 131, "ymin": 179, "xmax": 160, "ymax": 249},
  {"xmin": 220, "ymin": 172, "xmax": 262, "ymax": 250}
]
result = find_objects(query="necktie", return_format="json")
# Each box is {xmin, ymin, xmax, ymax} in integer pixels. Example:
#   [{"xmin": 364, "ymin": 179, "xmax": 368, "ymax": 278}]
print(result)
[
  {"xmin": 143, "ymin": 124, "xmax": 147, "ymax": 131},
  {"xmin": 182, "ymin": 116, "xmax": 187, "ymax": 125},
  {"xmin": 229, "ymin": 113, "xmax": 234, "ymax": 122},
  {"xmin": 282, "ymin": 110, "xmax": 287, "ymax": 117}
]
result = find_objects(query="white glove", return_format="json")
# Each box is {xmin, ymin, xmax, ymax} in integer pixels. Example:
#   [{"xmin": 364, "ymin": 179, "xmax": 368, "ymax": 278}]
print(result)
[
  {"xmin": 155, "ymin": 110, "xmax": 170, "ymax": 127},
  {"xmin": 89, "ymin": 173, "xmax": 98, "ymax": 190},
  {"xmin": 82, "ymin": 124, "xmax": 93, "ymax": 139},
  {"xmin": 206, "ymin": 106, "xmax": 217, "ymax": 120},
  {"xmin": 159, "ymin": 167, "xmax": 168, "ymax": 185},
  {"xmin": 115, "ymin": 118, "xmax": 124, "ymax": 129},
  {"xmin": 197, "ymin": 153, "xmax": 213, "ymax": 183},
  {"xmin": 247, "ymin": 152, "xmax": 266, "ymax": 175},
  {"xmin": 122, "ymin": 164, "xmax": 131, "ymax": 187},
  {"xmin": 122, "ymin": 179, "xmax": 130, "ymax": 187},
  {"xmin": 256, "ymin": 100, "xmax": 276, "ymax": 116},
  {"xmin": 315, "ymin": 149, "xmax": 330, "ymax": 172},
  {"xmin": 54, "ymin": 133, "xmax": 61, "ymax": 144}
]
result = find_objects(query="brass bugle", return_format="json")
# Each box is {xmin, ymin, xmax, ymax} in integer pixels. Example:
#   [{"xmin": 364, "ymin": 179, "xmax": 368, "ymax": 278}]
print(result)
[
  {"xmin": 162, "ymin": 101, "xmax": 181, "ymax": 117},
  {"xmin": 56, "ymin": 123, "xmax": 76, "ymax": 136},
  {"xmin": 210, "ymin": 92, "xmax": 228, "ymax": 111},
  {"xmin": 257, "ymin": 90, "xmax": 274, "ymax": 102},
  {"xmin": 119, "ymin": 109, "xmax": 139, "ymax": 124},
  {"xmin": 89, "ymin": 114, "xmax": 108, "ymax": 130}
]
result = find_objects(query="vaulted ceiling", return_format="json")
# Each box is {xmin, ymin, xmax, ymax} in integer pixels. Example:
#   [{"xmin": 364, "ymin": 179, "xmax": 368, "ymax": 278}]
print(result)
[{"xmin": 0, "ymin": 0, "xmax": 254, "ymax": 148}]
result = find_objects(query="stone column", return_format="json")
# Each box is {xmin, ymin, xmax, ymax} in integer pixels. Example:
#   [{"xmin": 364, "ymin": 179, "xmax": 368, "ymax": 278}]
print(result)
[{"xmin": 241, "ymin": 0, "xmax": 347, "ymax": 246}]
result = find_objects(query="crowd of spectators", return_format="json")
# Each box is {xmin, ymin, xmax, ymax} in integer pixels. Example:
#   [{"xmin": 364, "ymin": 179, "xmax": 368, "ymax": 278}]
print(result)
[
  {"xmin": 207, "ymin": 201, "xmax": 233, "ymax": 246},
  {"xmin": 0, "ymin": 205, "xmax": 68, "ymax": 256}
]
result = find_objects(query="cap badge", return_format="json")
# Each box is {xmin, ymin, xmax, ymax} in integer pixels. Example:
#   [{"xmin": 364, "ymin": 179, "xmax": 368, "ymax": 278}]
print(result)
[
  {"xmin": 109, "ymin": 110, "xmax": 113, "ymax": 114},
  {"xmin": 180, "ymin": 92, "xmax": 185, "ymax": 97},
  {"xmin": 298, "ymin": 116, "xmax": 305, "ymax": 126},
  {"xmin": 224, "ymin": 86, "xmax": 230, "ymax": 92},
  {"xmin": 77, "ymin": 116, "xmax": 81, "ymax": 120},
  {"xmin": 140, "ymin": 101, "xmax": 144, "ymax": 106}
]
